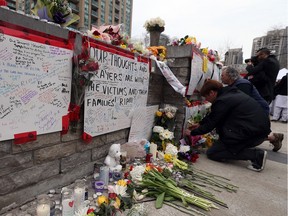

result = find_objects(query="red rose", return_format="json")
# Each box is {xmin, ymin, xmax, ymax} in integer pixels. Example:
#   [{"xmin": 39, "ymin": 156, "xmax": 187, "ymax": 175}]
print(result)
[{"xmin": 87, "ymin": 61, "xmax": 99, "ymax": 71}]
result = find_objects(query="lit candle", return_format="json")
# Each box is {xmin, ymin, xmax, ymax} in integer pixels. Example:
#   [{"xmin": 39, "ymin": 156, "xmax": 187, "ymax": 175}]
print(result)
[
  {"xmin": 36, "ymin": 204, "xmax": 50, "ymax": 216},
  {"xmin": 149, "ymin": 143, "xmax": 158, "ymax": 161}
]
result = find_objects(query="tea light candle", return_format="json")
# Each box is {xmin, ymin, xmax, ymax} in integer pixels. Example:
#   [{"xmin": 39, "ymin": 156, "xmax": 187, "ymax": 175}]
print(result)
[
  {"xmin": 150, "ymin": 143, "xmax": 157, "ymax": 161},
  {"xmin": 36, "ymin": 203, "xmax": 50, "ymax": 216}
]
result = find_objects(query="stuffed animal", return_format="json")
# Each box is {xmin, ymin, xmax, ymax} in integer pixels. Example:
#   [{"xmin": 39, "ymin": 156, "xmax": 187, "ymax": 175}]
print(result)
[{"xmin": 104, "ymin": 144, "xmax": 122, "ymax": 171}]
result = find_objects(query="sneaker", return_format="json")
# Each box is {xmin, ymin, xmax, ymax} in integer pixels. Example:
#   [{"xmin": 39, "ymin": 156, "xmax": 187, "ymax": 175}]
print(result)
[
  {"xmin": 271, "ymin": 133, "xmax": 284, "ymax": 152},
  {"xmin": 247, "ymin": 150, "xmax": 267, "ymax": 172}
]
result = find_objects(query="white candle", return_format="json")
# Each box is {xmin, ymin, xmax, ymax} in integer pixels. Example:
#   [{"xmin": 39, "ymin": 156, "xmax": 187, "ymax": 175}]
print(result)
[
  {"xmin": 150, "ymin": 143, "xmax": 158, "ymax": 160},
  {"xmin": 36, "ymin": 204, "xmax": 50, "ymax": 216},
  {"xmin": 74, "ymin": 187, "xmax": 85, "ymax": 212}
]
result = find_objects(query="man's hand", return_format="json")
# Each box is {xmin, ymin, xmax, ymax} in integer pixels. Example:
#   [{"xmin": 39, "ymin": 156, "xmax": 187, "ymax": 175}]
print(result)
[
  {"xmin": 184, "ymin": 129, "xmax": 192, "ymax": 136},
  {"xmin": 187, "ymin": 122, "xmax": 200, "ymax": 130}
]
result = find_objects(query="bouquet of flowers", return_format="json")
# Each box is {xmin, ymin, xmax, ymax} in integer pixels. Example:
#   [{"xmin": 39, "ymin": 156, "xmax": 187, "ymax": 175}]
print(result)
[
  {"xmin": 144, "ymin": 17, "xmax": 165, "ymax": 32},
  {"xmin": 32, "ymin": 0, "xmax": 79, "ymax": 27},
  {"xmin": 150, "ymin": 126, "xmax": 175, "ymax": 151},
  {"xmin": 147, "ymin": 46, "xmax": 166, "ymax": 61},
  {"xmin": 69, "ymin": 39, "xmax": 99, "ymax": 131},
  {"xmin": 75, "ymin": 179, "xmax": 133, "ymax": 216},
  {"xmin": 169, "ymin": 35, "xmax": 201, "ymax": 48},
  {"xmin": 154, "ymin": 104, "xmax": 177, "ymax": 130}
]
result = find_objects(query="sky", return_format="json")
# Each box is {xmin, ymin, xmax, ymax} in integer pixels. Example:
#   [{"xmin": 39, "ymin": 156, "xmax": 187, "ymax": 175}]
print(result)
[{"xmin": 131, "ymin": 0, "xmax": 288, "ymax": 60}]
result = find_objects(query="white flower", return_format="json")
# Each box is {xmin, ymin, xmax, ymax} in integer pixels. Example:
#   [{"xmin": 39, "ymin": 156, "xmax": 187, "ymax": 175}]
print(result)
[
  {"xmin": 143, "ymin": 17, "xmax": 165, "ymax": 32},
  {"xmin": 153, "ymin": 126, "xmax": 164, "ymax": 133},
  {"xmin": 179, "ymin": 145, "xmax": 190, "ymax": 153},
  {"xmin": 130, "ymin": 165, "xmax": 146, "ymax": 182},
  {"xmin": 165, "ymin": 143, "xmax": 178, "ymax": 156},
  {"xmin": 114, "ymin": 185, "xmax": 128, "ymax": 197},
  {"xmin": 159, "ymin": 129, "xmax": 174, "ymax": 140}
]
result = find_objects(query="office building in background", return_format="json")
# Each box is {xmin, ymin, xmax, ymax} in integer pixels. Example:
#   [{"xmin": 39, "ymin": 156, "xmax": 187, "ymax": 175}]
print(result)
[
  {"xmin": 6, "ymin": 0, "xmax": 133, "ymax": 36},
  {"xmin": 251, "ymin": 27, "xmax": 288, "ymax": 69}
]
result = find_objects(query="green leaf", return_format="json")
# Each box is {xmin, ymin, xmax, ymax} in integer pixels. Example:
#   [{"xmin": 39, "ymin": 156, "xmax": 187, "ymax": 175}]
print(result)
[{"xmin": 155, "ymin": 192, "xmax": 166, "ymax": 209}]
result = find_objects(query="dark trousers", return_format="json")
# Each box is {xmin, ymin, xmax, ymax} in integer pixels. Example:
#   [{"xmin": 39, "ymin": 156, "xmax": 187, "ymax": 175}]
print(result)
[{"xmin": 206, "ymin": 137, "xmax": 266, "ymax": 162}]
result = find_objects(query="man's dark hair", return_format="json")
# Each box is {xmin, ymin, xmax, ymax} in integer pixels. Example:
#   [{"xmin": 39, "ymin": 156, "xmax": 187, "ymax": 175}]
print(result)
[
  {"xmin": 257, "ymin": 47, "xmax": 271, "ymax": 55},
  {"xmin": 200, "ymin": 80, "xmax": 223, "ymax": 96}
]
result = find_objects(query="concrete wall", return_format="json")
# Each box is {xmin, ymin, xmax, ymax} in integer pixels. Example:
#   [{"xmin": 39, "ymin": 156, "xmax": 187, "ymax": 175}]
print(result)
[{"xmin": 0, "ymin": 8, "xmax": 191, "ymax": 213}]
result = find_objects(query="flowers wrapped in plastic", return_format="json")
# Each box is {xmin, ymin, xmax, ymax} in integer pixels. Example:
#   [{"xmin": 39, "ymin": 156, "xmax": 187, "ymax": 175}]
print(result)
[
  {"xmin": 31, "ymin": 0, "xmax": 80, "ymax": 27},
  {"xmin": 69, "ymin": 39, "xmax": 99, "ymax": 131}
]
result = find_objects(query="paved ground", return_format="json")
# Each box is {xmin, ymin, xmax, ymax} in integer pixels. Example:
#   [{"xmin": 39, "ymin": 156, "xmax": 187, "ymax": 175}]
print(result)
[
  {"xmin": 2, "ymin": 121, "xmax": 287, "ymax": 216},
  {"xmin": 144, "ymin": 121, "xmax": 287, "ymax": 216}
]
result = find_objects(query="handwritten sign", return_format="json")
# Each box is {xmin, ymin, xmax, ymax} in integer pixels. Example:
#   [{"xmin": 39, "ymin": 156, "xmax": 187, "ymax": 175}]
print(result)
[
  {"xmin": 128, "ymin": 105, "xmax": 159, "ymax": 142},
  {"xmin": 83, "ymin": 47, "xmax": 149, "ymax": 137},
  {"xmin": 0, "ymin": 34, "xmax": 72, "ymax": 141}
]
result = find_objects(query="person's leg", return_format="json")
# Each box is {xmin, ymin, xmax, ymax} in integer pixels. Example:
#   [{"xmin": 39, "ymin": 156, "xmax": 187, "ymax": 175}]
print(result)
[
  {"xmin": 207, "ymin": 138, "xmax": 267, "ymax": 172},
  {"xmin": 206, "ymin": 139, "xmax": 259, "ymax": 161}
]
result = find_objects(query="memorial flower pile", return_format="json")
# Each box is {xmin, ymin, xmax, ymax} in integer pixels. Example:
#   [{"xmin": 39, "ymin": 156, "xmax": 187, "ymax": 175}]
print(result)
[
  {"xmin": 144, "ymin": 17, "xmax": 165, "ymax": 32},
  {"xmin": 76, "ymin": 179, "xmax": 134, "ymax": 216},
  {"xmin": 32, "ymin": 0, "xmax": 79, "ymax": 27}
]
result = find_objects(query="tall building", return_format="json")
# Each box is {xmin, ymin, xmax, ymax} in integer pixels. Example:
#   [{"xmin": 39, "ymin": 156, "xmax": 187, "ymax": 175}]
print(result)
[
  {"xmin": 251, "ymin": 27, "xmax": 288, "ymax": 69},
  {"xmin": 224, "ymin": 48, "xmax": 243, "ymax": 65},
  {"xmin": 5, "ymin": 0, "xmax": 133, "ymax": 36}
]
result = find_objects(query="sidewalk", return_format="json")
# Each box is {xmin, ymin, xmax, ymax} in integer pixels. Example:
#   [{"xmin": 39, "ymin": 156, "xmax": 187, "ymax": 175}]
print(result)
[{"xmin": 144, "ymin": 121, "xmax": 287, "ymax": 216}]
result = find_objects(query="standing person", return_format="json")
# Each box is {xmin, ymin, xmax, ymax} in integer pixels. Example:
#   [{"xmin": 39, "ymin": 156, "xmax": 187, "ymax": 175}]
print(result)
[
  {"xmin": 245, "ymin": 47, "xmax": 280, "ymax": 104},
  {"xmin": 221, "ymin": 66, "xmax": 284, "ymax": 152},
  {"xmin": 270, "ymin": 74, "xmax": 288, "ymax": 122},
  {"xmin": 185, "ymin": 80, "xmax": 271, "ymax": 172}
]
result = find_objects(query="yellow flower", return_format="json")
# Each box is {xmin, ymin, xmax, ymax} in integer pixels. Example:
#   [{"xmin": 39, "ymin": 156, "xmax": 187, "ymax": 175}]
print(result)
[
  {"xmin": 156, "ymin": 111, "xmax": 163, "ymax": 117},
  {"xmin": 117, "ymin": 179, "xmax": 127, "ymax": 187},
  {"xmin": 164, "ymin": 153, "xmax": 173, "ymax": 163},
  {"xmin": 114, "ymin": 197, "xmax": 121, "ymax": 209},
  {"xmin": 97, "ymin": 195, "xmax": 108, "ymax": 206},
  {"xmin": 120, "ymin": 44, "xmax": 127, "ymax": 49}
]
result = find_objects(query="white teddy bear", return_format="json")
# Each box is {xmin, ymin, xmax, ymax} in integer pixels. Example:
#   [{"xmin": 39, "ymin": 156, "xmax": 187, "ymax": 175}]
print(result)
[{"xmin": 104, "ymin": 143, "xmax": 122, "ymax": 172}]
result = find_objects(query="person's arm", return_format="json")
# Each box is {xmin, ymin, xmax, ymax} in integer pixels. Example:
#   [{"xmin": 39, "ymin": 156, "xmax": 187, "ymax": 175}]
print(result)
[
  {"xmin": 246, "ymin": 61, "xmax": 265, "ymax": 76},
  {"xmin": 189, "ymin": 100, "xmax": 229, "ymax": 136}
]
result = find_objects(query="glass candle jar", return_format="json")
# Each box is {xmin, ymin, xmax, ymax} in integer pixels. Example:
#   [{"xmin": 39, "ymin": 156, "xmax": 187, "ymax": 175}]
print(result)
[
  {"xmin": 94, "ymin": 181, "xmax": 105, "ymax": 193},
  {"xmin": 74, "ymin": 179, "xmax": 86, "ymax": 213},
  {"xmin": 61, "ymin": 188, "xmax": 74, "ymax": 216},
  {"xmin": 36, "ymin": 194, "xmax": 51, "ymax": 216},
  {"xmin": 99, "ymin": 166, "xmax": 109, "ymax": 187}
]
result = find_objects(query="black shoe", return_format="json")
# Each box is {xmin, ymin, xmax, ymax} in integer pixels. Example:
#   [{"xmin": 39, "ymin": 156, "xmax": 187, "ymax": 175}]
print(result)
[{"xmin": 247, "ymin": 150, "xmax": 267, "ymax": 172}]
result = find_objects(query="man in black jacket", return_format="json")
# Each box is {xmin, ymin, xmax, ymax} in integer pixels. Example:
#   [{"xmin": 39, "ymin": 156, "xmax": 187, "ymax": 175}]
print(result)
[
  {"xmin": 245, "ymin": 47, "xmax": 280, "ymax": 104},
  {"xmin": 185, "ymin": 80, "xmax": 271, "ymax": 172}
]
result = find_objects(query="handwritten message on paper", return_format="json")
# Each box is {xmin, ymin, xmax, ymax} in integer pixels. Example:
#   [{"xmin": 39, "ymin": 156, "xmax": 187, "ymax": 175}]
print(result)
[
  {"xmin": 84, "ymin": 47, "xmax": 149, "ymax": 137},
  {"xmin": 128, "ymin": 105, "xmax": 159, "ymax": 142},
  {"xmin": 0, "ymin": 34, "xmax": 72, "ymax": 141}
]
